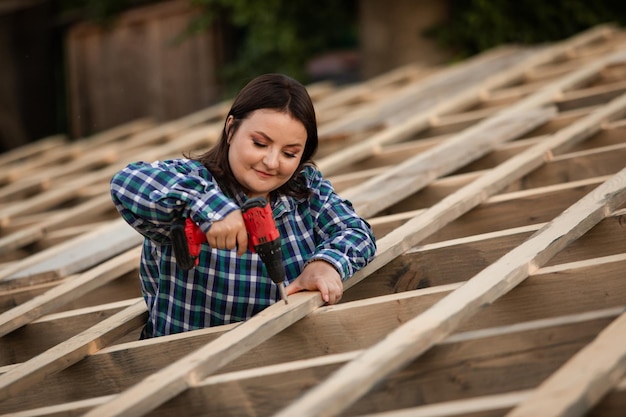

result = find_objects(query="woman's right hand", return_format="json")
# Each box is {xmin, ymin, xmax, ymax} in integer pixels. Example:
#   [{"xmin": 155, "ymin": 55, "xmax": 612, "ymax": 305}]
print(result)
[{"xmin": 205, "ymin": 210, "xmax": 248, "ymax": 256}]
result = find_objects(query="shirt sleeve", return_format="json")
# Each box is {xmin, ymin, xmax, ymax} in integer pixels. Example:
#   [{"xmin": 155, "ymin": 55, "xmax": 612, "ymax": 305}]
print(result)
[
  {"xmin": 304, "ymin": 166, "xmax": 377, "ymax": 280},
  {"xmin": 109, "ymin": 159, "xmax": 239, "ymax": 243}
]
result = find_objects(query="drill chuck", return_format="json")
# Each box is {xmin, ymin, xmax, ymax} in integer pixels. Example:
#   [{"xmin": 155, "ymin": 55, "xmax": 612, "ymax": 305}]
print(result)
[{"xmin": 254, "ymin": 240, "xmax": 286, "ymax": 284}]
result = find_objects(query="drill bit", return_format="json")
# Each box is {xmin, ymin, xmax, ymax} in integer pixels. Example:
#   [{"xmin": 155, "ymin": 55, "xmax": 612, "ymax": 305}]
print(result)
[{"xmin": 278, "ymin": 283, "xmax": 288, "ymax": 304}]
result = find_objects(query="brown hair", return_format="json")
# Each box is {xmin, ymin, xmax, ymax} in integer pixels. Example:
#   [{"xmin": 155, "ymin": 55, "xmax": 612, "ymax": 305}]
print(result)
[{"xmin": 192, "ymin": 74, "xmax": 318, "ymax": 199}]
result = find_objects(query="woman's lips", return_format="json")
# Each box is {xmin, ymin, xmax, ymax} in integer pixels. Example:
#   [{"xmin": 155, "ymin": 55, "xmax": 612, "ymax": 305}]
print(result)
[{"xmin": 254, "ymin": 169, "xmax": 273, "ymax": 178}]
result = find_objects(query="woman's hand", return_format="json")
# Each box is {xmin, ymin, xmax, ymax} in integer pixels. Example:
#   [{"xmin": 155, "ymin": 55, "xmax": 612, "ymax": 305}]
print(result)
[
  {"xmin": 205, "ymin": 210, "xmax": 248, "ymax": 256},
  {"xmin": 286, "ymin": 260, "xmax": 343, "ymax": 304}
]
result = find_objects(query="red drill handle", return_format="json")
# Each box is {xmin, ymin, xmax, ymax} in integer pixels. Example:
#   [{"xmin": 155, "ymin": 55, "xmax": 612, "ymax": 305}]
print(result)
[
  {"xmin": 241, "ymin": 197, "xmax": 286, "ymax": 285},
  {"xmin": 241, "ymin": 197, "xmax": 280, "ymax": 252},
  {"xmin": 171, "ymin": 217, "xmax": 206, "ymax": 270},
  {"xmin": 171, "ymin": 196, "xmax": 283, "ymax": 278}
]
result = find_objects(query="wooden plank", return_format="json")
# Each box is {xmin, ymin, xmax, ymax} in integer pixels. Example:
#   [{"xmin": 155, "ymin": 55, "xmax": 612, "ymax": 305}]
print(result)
[
  {"xmin": 0, "ymin": 134, "xmax": 67, "ymax": 171},
  {"xmin": 9, "ymin": 249, "xmax": 626, "ymax": 410},
  {"xmin": 344, "ymin": 50, "xmax": 626, "ymax": 218},
  {"xmin": 129, "ymin": 307, "xmax": 623, "ymax": 416},
  {"xmin": 0, "ymin": 246, "xmax": 140, "ymax": 337},
  {"xmin": 556, "ymin": 79, "xmax": 626, "ymax": 111},
  {"xmin": 506, "ymin": 316, "xmax": 626, "ymax": 416},
  {"xmin": 351, "ymin": 209, "xmax": 626, "ymax": 302},
  {"xmin": 81, "ymin": 292, "xmax": 323, "ymax": 417},
  {"xmin": 273, "ymin": 168, "xmax": 626, "ymax": 417},
  {"xmin": 0, "ymin": 300, "xmax": 146, "ymax": 403},
  {"xmin": 510, "ymin": 142, "xmax": 626, "ymax": 191},
  {"xmin": 10, "ymin": 359, "xmax": 626, "ymax": 417},
  {"xmin": 345, "ymin": 91, "xmax": 626, "ymax": 297},
  {"xmin": 317, "ymin": 47, "xmax": 534, "ymax": 139},
  {"xmin": 0, "ymin": 122, "xmax": 221, "ymax": 257},
  {"xmin": 0, "ymin": 219, "xmax": 142, "ymax": 285},
  {"xmin": 376, "ymin": 173, "xmax": 606, "ymax": 239},
  {"xmin": 355, "ymin": 391, "xmax": 529, "ymax": 417},
  {"xmin": 0, "ymin": 33, "xmax": 584, "ymax": 417},
  {"xmin": 349, "ymin": 107, "xmax": 554, "ymax": 217},
  {"xmin": 0, "ymin": 120, "xmax": 153, "ymax": 206},
  {"xmin": 422, "ymin": 177, "xmax": 605, "ymax": 243},
  {"xmin": 316, "ymin": 25, "xmax": 617, "ymax": 176},
  {"xmin": 0, "ymin": 116, "xmax": 221, "ymax": 228},
  {"xmin": 0, "ymin": 396, "xmax": 114, "ymax": 417},
  {"xmin": 0, "ymin": 299, "xmax": 141, "ymax": 364},
  {"xmin": 328, "ymin": 135, "xmax": 443, "ymax": 179},
  {"xmin": 5, "ymin": 302, "xmax": 620, "ymax": 415},
  {"xmin": 353, "ymin": 377, "xmax": 625, "ymax": 417},
  {"xmin": 0, "ymin": 194, "xmax": 120, "ymax": 255},
  {"xmin": 313, "ymin": 63, "xmax": 427, "ymax": 117}
]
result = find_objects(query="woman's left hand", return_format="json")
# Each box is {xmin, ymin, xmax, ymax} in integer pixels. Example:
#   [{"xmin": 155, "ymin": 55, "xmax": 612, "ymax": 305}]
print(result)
[{"xmin": 285, "ymin": 260, "xmax": 343, "ymax": 304}]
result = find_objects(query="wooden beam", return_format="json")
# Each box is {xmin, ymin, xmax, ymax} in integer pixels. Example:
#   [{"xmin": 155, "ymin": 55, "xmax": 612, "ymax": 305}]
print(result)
[
  {"xmin": 0, "ymin": 300, "xmax": 146, "ymax": 403},
  {"xmin": 317, "ymin": 46, "xmax": 534, "ymax": 141},
  {"xmin": 8, "ymin": 249, "xmax": 626, "ymax": 411},
  {"xmin": 316, "ymin": 25, "xmax": 617, "ymax": 176},
  {"xmin": 344, "ymin": 49, "xmax": 626, "ymax": 218},
  {"xmin": 3, "ymin": 306, "xmax": 623, "ymax": 416},
  {"xmin": 80, "ymin": 292, "xmax": 323, "ymax": 417},
  {"xmin": 129, "ymin": 308, "xmax": 625, "ymax": 416},
  {"xmin": 423, "ymin": 176, "xmax": 606, "ymax": 243},
  {"xmin": 344, "ymin": 91, "xmax": 626, "ymax": 300},
  {"xmin": 382, "ymin": 174, "xmax": 606, "ymax": 242},
  {"xmin": 354, "ymin": 377, "xmax": 626, "ymax": 417},
  {"xmin": 0, "ymin": 118, "xmax": 221, "ymax": 234},
  {"xmin": 347, "ymin": 106, "xmax": 554, "ymax": 218},
  {"xmin": 506, "ymin": 315, "xmax": 626, "ymax": 416},
  {"xmin": 0, "ymin": 219, "xmax": 142, "ymax": 285},
  {"xmin": 0, "ymin": 135, "xmax": 67, "ymax": 173},
  {"xmin": 313, "ymin": 63, "xmax": 428, "ymax": 119},
  {"xmin": 512, "ymin": 142, "xmax": 626, "ymax": 190},
  {"xmin": 0, "ymin": 299, "xmax": 141, "ymax": 365},
  {"xmin": 556, "ymin": 79, "xmax": 626, "ymax": 111},
  {"xmin": 273, "ymin": 168, "xmax": 626, "ymax": 417},
  {"xmin": 11, "ymin": 348, "xmax": 626, "ymax": 417},
  {"xmin": 350, "ymin": 208, "xmax": 626, "ymax": 302},
  {"xmin": 1, "ymin": 118, "xmax": 154, "ymax": 187},
  {"xmin": 0, "ymin": 246, "xmax": 140, "ymax": 337}
]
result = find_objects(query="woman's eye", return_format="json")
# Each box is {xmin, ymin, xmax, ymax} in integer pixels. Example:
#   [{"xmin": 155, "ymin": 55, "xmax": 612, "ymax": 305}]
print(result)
[
  {"xmin": 283, "ymin": 152, "xmax": 298, "ymax": 158},
  {"xmin": 252, "ymin": 140, "xmax": 267, "ymax": 148}
]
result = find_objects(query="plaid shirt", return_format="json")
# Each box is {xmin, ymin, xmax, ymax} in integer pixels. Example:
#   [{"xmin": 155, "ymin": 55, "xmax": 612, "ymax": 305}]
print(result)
[{"xmin": 110, "ymin": 159, "xmax": 376, "ymax": 337}]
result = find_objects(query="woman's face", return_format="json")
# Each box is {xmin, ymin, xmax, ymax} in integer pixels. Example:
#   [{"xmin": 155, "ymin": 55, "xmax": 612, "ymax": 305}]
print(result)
[{"xmin": 227, "ymin": 109, "xmax": 307, "ymax": 199}]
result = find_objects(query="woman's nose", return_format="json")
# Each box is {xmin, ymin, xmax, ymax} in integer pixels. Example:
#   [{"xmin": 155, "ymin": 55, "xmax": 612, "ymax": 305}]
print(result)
[{"xmin": 263, "ymin": 149, "xmax": 279, "ymax": 169}]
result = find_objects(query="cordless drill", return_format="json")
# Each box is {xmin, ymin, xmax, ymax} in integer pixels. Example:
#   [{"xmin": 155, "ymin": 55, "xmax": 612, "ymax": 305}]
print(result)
[{"xmin": 170, "ymin": 196, "xmax": 288, "ymax": 304}]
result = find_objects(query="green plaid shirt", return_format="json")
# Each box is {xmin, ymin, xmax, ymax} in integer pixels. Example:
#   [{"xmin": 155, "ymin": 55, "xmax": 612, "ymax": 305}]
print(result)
[{"xmin": 110, "ymin": 159, "xmax": 376, "ymax": 337}]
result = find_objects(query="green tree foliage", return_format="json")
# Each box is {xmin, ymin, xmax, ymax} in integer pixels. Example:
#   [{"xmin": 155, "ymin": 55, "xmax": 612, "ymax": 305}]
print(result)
[
  {"xmin": 428, "ymin": 0, "xmax": 626, "ymax": 60},
  {"xmin": 188, "ymin": 0, "xmax": 357, "ymax": 93}
]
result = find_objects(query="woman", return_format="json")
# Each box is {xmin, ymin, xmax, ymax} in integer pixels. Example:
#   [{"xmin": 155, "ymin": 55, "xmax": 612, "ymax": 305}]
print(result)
[{"xmin": 110, "ymin": 73, "xmax": 376, "ymax": 338}]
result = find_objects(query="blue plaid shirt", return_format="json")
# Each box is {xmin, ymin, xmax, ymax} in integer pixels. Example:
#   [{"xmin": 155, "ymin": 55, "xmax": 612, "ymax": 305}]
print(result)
[{"xmin": 110, "ymin": 159, "xmax": 376, "ymax": 337}]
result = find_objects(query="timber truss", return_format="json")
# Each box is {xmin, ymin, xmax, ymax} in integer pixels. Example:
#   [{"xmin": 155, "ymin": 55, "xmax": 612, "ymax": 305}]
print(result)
[{"xmin": 1, "ymin": 24, "xmax": 626, "ymax": 417}]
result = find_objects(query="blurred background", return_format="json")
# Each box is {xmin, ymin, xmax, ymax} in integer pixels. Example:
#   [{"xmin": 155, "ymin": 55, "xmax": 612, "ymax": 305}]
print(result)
[{"xmin": 2, "ymin": 0, "xmax": 626, "ymax": 153}]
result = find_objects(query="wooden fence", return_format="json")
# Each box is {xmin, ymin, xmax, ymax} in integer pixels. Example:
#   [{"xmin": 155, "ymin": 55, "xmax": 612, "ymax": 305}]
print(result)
[{"xmin": 65, "ymin": 0, "xmax": 224, "ymax": 138}]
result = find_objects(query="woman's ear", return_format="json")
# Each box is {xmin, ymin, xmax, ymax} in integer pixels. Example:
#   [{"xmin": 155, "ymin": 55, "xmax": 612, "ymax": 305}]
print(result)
[{"xmin": 225, "ymin": 116, "xmax": 234, "ymax": 141}]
